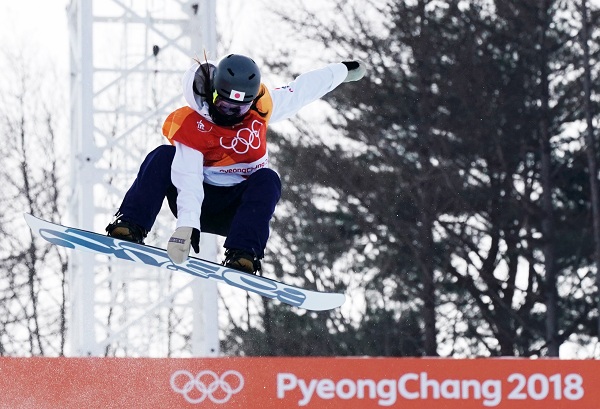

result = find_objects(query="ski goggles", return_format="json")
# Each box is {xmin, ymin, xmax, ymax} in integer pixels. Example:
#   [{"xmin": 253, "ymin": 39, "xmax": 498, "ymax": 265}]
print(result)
[{"xmin": 213, "ymin": 94, "xmax": 252, "ymax": 117}]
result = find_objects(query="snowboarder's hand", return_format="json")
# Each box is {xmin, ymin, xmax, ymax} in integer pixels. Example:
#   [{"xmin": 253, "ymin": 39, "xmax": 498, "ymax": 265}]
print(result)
[
  {"xmin": 342, "ymin": 60, "xmax": 366, "ymax": 82},
  {"xmin": 167, "ymin": 226, "xmax": 200, "ymax": 264}
]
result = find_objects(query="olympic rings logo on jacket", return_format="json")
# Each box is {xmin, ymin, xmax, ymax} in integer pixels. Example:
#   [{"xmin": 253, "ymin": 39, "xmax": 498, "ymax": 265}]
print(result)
[{"xmin": 219, "ymin": 120, "xmax": 263, "ymax": 154}]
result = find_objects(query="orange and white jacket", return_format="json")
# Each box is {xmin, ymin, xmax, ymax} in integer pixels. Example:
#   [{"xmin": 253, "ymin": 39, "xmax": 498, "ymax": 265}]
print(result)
[{"xmin": 163, "ymin": 62, "xmax": 349, "ymax": 230}]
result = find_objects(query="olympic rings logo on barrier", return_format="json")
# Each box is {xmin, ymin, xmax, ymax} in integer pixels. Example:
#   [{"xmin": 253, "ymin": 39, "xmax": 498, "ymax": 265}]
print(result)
[{"xmin": 170, "ymin": 369, "xmax": 245, "ymax": 404}]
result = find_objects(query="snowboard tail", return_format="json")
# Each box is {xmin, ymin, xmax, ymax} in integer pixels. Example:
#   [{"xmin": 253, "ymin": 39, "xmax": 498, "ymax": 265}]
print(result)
[{"xmin": 24, "ymin": 213, "xmax": 345, "ymax": 311}]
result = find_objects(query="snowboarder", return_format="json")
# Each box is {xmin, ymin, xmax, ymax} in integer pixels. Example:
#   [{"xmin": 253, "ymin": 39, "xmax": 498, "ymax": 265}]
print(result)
[{"xmin": 106, "ymin": 54, "xmax": 366, "ymax": 274}]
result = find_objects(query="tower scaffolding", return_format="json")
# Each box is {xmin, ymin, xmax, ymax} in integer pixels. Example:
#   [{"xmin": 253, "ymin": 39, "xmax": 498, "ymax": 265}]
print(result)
[{"xmin": 67, "ymin": 0, "xmax": 219, "ymax": 357}]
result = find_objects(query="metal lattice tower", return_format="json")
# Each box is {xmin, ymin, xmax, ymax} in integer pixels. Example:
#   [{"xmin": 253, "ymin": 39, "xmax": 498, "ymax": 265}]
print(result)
[{"xmin": 67, "ymin": 0, "xmax": 219, "ymax": 357}]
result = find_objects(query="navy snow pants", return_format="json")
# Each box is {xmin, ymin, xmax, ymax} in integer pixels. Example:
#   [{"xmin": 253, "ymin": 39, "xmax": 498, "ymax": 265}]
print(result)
[{"xmin": 117, "ymin": 145, "xmax": 281, "ymax": 258}]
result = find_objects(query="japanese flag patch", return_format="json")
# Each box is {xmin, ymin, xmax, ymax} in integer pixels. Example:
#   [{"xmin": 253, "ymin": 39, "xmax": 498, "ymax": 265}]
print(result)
[{"xmin": 229, "ymin": 89, "xmax": 246, "ymax": 101}]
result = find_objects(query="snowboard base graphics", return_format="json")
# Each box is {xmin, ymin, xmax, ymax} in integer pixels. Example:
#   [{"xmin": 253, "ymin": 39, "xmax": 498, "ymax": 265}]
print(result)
[{"xmin": 24, "ymin": 213, "xmax": 345, "ymax": 311}]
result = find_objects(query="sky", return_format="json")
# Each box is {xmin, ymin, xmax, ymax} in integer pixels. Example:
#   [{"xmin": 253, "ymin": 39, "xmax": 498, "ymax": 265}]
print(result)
[
  {"xmin": 0, "ymin": 1, "xmax": 70, "ymax": 70},
  {"xmin": 0, "ymin": 1, "xmax": 269, "ymax": 75}
]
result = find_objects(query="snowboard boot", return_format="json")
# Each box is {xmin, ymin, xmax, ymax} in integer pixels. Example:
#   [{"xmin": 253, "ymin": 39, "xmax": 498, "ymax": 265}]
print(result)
[
  {"xmin": 106, "ymin": 216, "xmax": 148, "ymax": 244},
  {"xmin": 223, "ymin": 248, "xmax": 261, "ymax": 275}
]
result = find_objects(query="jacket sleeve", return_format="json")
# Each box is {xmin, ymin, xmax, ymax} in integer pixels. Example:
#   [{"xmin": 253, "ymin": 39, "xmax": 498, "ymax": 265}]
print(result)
[
  {"xmin": 171, "ymin": 141, "xmax": 204, "ymax": 230},
  {"xmin": 268, "ymin": 63, "xmax": 348, "ymax": 123}
]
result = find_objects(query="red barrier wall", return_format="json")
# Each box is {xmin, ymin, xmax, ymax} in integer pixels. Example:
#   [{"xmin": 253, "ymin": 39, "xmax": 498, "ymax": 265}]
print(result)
[{"xmin": 0, "ymin": 357, "xmax": 598, "ymax": 408}]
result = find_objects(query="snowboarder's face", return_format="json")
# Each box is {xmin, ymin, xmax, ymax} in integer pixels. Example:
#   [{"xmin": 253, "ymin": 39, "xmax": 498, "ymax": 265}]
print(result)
[{"xmin": 213, "ymin": 95, "xmax": 252, "ymax": 118}]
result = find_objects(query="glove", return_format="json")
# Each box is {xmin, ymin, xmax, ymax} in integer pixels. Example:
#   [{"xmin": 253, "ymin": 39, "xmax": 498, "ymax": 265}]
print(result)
[
  {"xmin": 167, "ymin": 226, "xmax": 200, "ymax": 264},
  {"xmin": 342, "ymin": 60, "xmax": 366, "ymax": 82}
]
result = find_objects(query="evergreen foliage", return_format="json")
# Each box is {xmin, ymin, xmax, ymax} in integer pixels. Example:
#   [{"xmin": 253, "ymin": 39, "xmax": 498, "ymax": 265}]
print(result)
[{"xmin": 222, "ymin": 0, "xmax": 600, "ymax": 357}]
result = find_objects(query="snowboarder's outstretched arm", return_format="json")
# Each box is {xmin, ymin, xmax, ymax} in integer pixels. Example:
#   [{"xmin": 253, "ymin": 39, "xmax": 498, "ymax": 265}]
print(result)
[{"xmin": 268, "ymin": 60, "xmax": 366, "ymax": 123}]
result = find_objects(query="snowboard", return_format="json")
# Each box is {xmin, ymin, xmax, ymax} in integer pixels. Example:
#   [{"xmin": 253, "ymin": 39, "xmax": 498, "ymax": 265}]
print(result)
[{"xmin": 24, "ymin": 213, "xmax": 345, "ymax": 311}]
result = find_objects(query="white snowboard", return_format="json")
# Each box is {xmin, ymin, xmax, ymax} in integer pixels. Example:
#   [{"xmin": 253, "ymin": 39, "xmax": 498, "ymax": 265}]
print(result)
[{"xmin": 24, "ymin": 213, "xmax": 346, "ymax": 311}]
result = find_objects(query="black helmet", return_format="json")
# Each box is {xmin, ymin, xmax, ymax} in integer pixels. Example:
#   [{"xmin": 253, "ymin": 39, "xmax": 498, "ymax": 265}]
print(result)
[{"xmin": 213, "ymin": 54, "xmax": 261, "ymax": 103}]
